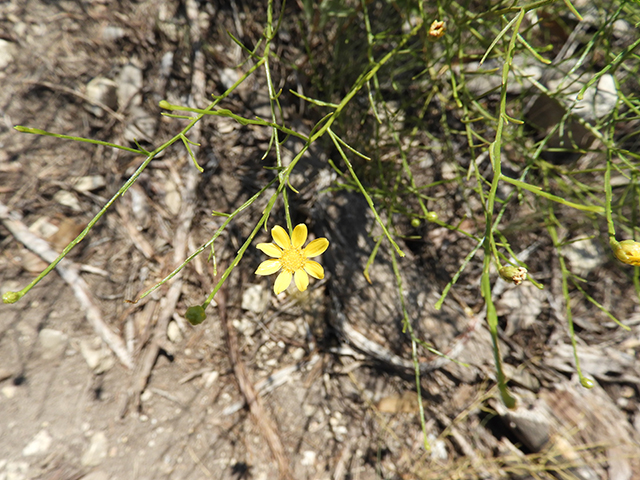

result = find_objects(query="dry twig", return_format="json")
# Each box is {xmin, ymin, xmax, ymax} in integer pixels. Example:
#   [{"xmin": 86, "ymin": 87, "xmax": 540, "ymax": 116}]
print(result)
[
  {"xmin": 0, "ymin": 200, "xmax": 134, "ymax": 369},
  {"xmin": 123, "ymin": 0, "xmax": 208, "ymax": 414},
  {"xmin": 218, "ymin": 288, "xmax": 294, "ymax": 480}
]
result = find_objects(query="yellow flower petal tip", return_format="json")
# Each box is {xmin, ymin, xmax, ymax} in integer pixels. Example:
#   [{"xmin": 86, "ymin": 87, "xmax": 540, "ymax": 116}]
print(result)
[
  {"xmin": 611, "ymin": 239, "xmax": 640, "ymax": 266},
  {"xmin": 256, "ymin": 224, "xmax": 329, "ymax": 294}
]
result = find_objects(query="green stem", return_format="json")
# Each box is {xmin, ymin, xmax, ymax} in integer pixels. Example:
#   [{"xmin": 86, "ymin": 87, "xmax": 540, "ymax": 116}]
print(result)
[
  {"xmin": 481, "ymin": 8, "xmax": 526, "ymax": 408},
  {"xmin": 5, "ymin": 56, "xmax": 267, "ymax": 304},
  {"xmin": 137, "ymin": 177, "xmax": 279, "ymax": 302},
  {"xmin": 501, "ymin": 175, "xmax": 604, "ymax": 213}
]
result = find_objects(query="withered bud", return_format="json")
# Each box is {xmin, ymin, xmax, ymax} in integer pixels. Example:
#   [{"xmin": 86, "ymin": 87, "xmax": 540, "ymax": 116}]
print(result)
[
  {"xmin": 499, "ymin": 265, "xmax": 528, "ymax": 286},
  {"xmin": 428, "ymin": 20, "xmax": 446, "ymax": 39}
]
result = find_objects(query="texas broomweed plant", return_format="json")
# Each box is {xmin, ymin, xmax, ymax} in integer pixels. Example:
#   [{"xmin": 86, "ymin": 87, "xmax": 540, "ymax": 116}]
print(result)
[
  {"xmin": 255, "ymin": 224, "xmax": 329, "ymax": 295},
  {"xmin": 610, "ymin": 239, "xmax": 640, "ymax": 267}
]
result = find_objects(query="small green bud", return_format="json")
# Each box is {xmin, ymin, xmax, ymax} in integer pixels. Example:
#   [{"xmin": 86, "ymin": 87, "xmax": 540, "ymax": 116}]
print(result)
[
  {"xmin": 499, "ymin": 265, "xmax": 528, "ymax": 286},
  {"xmin": 2, "ymin": 291, "xmax": 21, "ymax": 304},
  {"xmin": 411, "ymin": 218, "xmax": 421, "ymax": 228},
  {"xmin": 426, "ymin": 212, "xmax": 439, "ymax": 222},
  {"xmin": 186, "ymin": 305, "xmax": 207, "ymax": 325},
  {"xmin": 580, "ymin": 376, "xmax": 594, "ymax": 389}
]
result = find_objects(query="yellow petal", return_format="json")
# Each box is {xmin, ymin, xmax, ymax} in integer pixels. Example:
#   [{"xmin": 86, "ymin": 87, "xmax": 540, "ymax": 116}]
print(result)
[
  {"xmin": 304, "ymin": 238, "xmax": 329, "ymax": 257},
  {"xmin": 271, "ymin": 225, "xmax": 290, "ymax": 249},
  {"xmin": 255, "ymin": 259, "xmax": 282, "ymax": 276},
  {"xmin": 294, "ymin": 269, "xmax": 309, "ymax": 291},
  {"xmin": 256, "ymin": 243, "xmax": 282, "ymax": 258},
  {"xmin": 304, "ymin": 260, "xmax": 324, "ymax": 279},
  {"xmin": 291, "ymin": 224, "xmax": 308, "ymax": 248},
  {"xmin": 274, "ymin": 270, "xmax": 292, "ymax": 295}
]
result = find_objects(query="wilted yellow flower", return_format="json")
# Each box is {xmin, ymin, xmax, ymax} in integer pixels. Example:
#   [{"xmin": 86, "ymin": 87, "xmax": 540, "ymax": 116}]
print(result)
[
  {"xmin": 255, "ymin": 224, "xmax": 329, "ymax": 295},
  {"xmin": 499, "ymin": 265, "xmax": 528, "ymax": 285},
  {"xmin": 428, "ymin": 20, "xmax": 446, "ymax": 39},
  {"xmin": 611, "ymin": 239, "xmax": 640, "ymax": 266}
]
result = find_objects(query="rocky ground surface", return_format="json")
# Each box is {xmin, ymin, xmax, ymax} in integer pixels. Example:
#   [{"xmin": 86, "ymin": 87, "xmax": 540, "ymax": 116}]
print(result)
[{"xmin": 1, "ymin": 1, "xmax": 640, "ymax": 479}]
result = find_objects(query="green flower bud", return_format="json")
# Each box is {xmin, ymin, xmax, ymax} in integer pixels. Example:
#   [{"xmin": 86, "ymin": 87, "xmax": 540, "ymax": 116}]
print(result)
[
  {"xmin": 2, "ymin": 291, "xmax": 21, "ymax": 304},
  {"xmin": 426, "ymin": 212, "xmax": 439, "ymax": 222},
  {"xmin": 186, "ymin": 305, "xmax": 207, "ymax": 325}
]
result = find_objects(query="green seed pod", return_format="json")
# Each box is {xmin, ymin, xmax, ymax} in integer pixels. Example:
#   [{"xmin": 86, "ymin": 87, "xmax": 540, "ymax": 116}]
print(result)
[{"xmin": 186, "ymin": 305, "xmax": 207, "ymax": 325}]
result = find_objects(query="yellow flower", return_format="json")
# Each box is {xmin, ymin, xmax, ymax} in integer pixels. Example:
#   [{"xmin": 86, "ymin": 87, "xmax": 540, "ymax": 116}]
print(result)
[
  {"xmin": 255, "ymin": 224, "xmax": 329, "ymax": 295},
  {"xmin": 611, "ymin": 239, "xmax": 640, "ymax": 266}
]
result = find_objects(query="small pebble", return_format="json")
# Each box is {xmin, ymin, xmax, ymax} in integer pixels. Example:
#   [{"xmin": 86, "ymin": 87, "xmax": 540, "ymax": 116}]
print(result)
[{"xmin": 22, "ymin": 429, "xmax": 52, "ymax": 456}]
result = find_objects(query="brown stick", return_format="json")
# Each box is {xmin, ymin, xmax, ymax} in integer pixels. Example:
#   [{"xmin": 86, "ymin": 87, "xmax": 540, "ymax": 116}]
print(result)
[
  {"xmin": 0, "ymin": 201, "xmax": 134, "ymax": 369},
  {"xmin": 218, "ymin": 289, "xmax": 293, "ymax": 480},
  {"xmin": 124, "ymin": 0, "xmax": 208, "ymax": 414}
]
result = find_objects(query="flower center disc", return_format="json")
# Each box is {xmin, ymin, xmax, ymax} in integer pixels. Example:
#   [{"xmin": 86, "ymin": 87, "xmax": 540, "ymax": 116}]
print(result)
[{"xmin": 280, "ymin": 247, "xmax": 305, "ymax": 273}]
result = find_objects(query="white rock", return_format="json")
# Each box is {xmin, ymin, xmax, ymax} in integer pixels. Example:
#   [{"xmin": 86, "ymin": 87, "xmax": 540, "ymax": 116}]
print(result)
[
  {"xmin": 203, "ymin": 370, "xmax": 219, "ymax": 389},
  {"xmin": 574, "ymin": 73, "xmax": 617, "ymax": 121},
  {"xmin": 85, "ymin": 77, "xmax": 118, "ymax": 117},
  {"xmin": 300, "ymin": 450, "xmax": 316, "ymax": 466},
  {"xmin": 461, "ymin": 56, "xmax": 542, "ymax": 96},
  {"xmin": 612, "ymin": 19, "xmax": 631, "ymax": 36},
  {"xmin": 241, "ymin": 284, "xmax": 269, "ymax": 313},
  {"xmin": 2, "ymin": 460, "xmax": 29, "ymax": 480},
  {"xmin": 495, "ymin": 284, "xmax": 544, "ymax": 336},
  {"xmin": 440, "ymin": 162, "xmax": 457, "ymax": 181},
  {"xmin": 167, "ymin": 321, "xmax": 183, "ymax": 343},
  {"xmin": 291, "ymin": 347, "xmax": 305, "ymax": 361},
  {"xmin": 81, "ymin": 432, "xmax": 108, "ymax": 467},
  {"xmin": 429, "ymin": 434, "xmax": 448, "ymax": 461},
  {"xmin": 2, "ymin": 385, "xmax": 17, "ymax": 399},
  {"xmin": 128, "ymin": 184, "xmax": 150, "ymax": 228},
  {"xmin": 562, "ymin": 237, "xmax": 605, "ymax": 277},
  {"xmin": 232, "ymin": 318, "xmax": 256, "ymax": 337},
  {"xmin": 0, "ymin": 39, "xmax": 16, "ymax": 70},
  {"xmin": 73, "ymin": 175, "xmax": 106, "ymax": 193},
  {"xmin": 117, "ymin": 64, "xmax": 143, "ymax": 108},
  {"xmin": 101, "ymin": 25, "xmax": 126, "ymax": 42},
  {"xmin": 548, "ymin": 73, "xmax": 618, "ymax": 122},
  {"xmin": 140, "ymin": 389, "xmax": 152, "ymax": 402},
  {"xmin": 28, "ymin": 216, "xmax": 59, "ymax": 239},
  {"xmin": 22, "ymin": 430, "xmax": 52, "ymax": 456},
  {"xmin": 79, "ymin": 339, "xmax": 115, "ymax": 374},
  {"xmin": 159, "ymin": 51, "xmax": 173, "ymax": 79},
  {"xmin": 53, "ymin": 190, "xmax": 82, "ymax": 212},
  {"xmin": 38, "ymin": 328, "xmax": 68, "ymax": 360},
  {"xmin": 219, "ymin": 68, "xmax": 240, "ymax": 90},
  {"xmin": 163, "ymin": 182, "xmax": 181, "ymax": 217}
]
